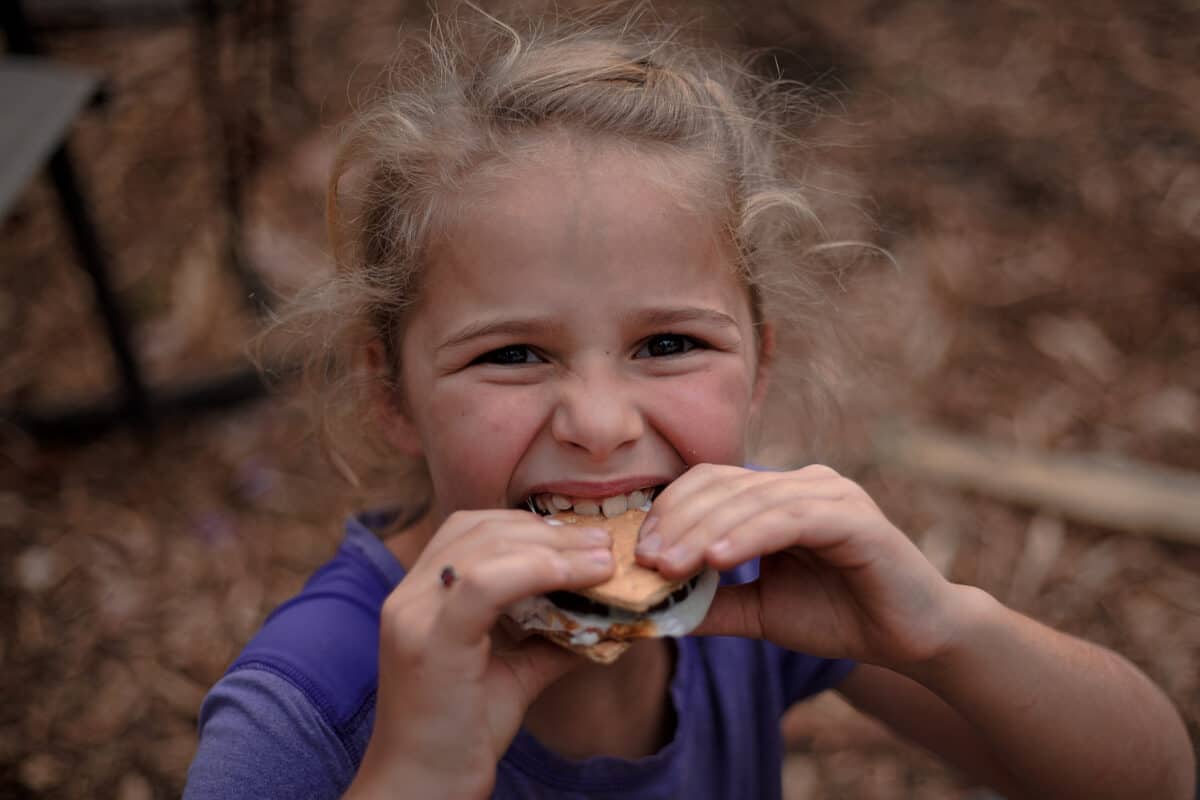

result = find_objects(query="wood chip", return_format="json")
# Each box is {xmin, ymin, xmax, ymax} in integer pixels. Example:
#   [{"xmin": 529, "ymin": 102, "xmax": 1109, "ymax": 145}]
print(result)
[
  {"xmin": 116, "ymin": 771, "xmax": 154, "ymax": 800},
  {"xmin": 1027, "ymin": 313, "xmax": 1122, "ymax": 383},
  {"xmin": 19, "ymin": 752, "xmax": 66, "ymax": 792}
]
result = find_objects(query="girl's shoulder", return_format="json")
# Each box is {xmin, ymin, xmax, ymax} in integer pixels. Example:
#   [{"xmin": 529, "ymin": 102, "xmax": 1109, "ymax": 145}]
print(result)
[
  {"xmin": 226, "ymin": 514, "xmax": 406, "ymax": 725},
  {"xmin": 187, "ymin": 514, "xmax": 408, "ymax": 798}
]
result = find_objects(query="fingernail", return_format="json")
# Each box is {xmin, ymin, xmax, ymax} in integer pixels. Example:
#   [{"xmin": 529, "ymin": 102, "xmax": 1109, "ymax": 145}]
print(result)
[
  {"xmin": 637, "ymin": 532, "xmax": 661, "ymax": 556},
  {"xmin": 708, "ymin": 538, "xmax": 732, "ymax": 558},
  {"xmin": 580, "ymin": 527, "xmax": 610, "ymax": 545},
  {"xmin": 587, "ymin": 547, "xmax": 613, "ymax": 565},
  {"xmin": 662, "ymin": 544, "xmax": 690, "ymax": 568}
]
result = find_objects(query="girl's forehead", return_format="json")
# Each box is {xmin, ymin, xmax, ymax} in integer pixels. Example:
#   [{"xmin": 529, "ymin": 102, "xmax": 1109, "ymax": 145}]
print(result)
[
  {"xmin": 436, "ymin": 149, "xmax": 733, "ymax": 281},
  {"xmin": 413, "ymin": 140, "xmax": 752, "ymax": 326}
]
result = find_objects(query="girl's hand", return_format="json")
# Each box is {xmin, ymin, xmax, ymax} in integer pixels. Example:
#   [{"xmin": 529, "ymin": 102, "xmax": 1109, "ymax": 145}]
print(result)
[
  {"xmin": 635, "ymin": 464, "xmax": 960, "ymax": 670},
  {"xmin": 348, "ymin": 510, "xmax": 613, "ymax": 799}
]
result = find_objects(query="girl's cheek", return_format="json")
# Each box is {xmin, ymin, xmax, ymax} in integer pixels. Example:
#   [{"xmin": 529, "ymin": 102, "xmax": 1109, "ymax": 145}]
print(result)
[
  {"xmin": 651, "ymin": 373, "xmax": 755, "ymax": 464},
  {"xmin": 424, "ymin": 386, "xmax": 546, "ymax": 502},
  {"xmin": 441, "ymin": 388, "xmax": 545, "ymax": 438}
]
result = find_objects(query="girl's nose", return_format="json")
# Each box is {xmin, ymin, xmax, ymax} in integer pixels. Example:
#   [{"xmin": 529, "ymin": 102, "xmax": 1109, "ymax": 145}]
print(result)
[{"xmin": 550, "ymin": 372, "xmax": 644, "ymax": 459}]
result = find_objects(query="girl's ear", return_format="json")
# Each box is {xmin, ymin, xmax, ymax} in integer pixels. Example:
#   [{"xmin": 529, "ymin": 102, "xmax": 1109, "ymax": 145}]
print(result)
[
  {"xmin": 365, "ymin": 340, "xmax": 425, "ymax": 458},
  {"xmin": 751, "ymin": 322, "xmax": 775, "ymax": 414}
]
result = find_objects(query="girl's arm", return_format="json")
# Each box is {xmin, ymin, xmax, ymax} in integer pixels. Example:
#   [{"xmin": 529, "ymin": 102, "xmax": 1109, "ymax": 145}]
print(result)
[
  {"xmin": 837, "ymin": 591, "xmax": 1196, "ymax": 799},
  {"xmin": 639, "ymin": 463, "xmax": 1195, "ymax": 800}
]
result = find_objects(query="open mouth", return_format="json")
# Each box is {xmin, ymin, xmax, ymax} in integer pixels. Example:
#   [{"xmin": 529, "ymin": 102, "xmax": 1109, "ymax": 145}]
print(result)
[{"xmin": 521, "ymin": 484, "xmax": 666, "ymax": 518}]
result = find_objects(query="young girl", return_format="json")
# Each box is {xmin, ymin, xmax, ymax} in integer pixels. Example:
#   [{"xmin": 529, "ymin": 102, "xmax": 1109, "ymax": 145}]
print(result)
[{"xmin": 184, "ymin": 9, "xmax": 1194, "ymax": 799}]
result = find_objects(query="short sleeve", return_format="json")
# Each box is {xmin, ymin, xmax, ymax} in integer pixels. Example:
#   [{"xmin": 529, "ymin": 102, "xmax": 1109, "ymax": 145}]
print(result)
[{"xmin": 183, "ymin": 668, "xmax": 357, "ymax": 800}]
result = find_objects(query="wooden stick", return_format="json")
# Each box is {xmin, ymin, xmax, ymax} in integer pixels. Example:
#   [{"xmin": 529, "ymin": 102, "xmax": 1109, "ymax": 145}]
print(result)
[{"xmin": 871, "ymin": 421, "xmax": 1200, "ymax": 546}]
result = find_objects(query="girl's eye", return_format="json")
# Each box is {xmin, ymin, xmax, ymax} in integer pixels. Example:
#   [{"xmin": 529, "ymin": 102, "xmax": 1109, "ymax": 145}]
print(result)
[
  {"xmin": 636, "ymin": 334, "xmax": 699, "ymax": 358},
  {"xmin": 472, "ymin": 345, "xmax": 543, "ymax": 366}
]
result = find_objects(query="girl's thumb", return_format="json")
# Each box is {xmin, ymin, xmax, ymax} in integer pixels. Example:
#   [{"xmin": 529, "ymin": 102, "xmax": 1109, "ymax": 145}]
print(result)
[
  {"xmin": 689, "ymin": 584, "xmax": 764, "ymax": 639},
  {"xmin": 496, "ymin": 637, "xmax": 585, "ymax": 707}
]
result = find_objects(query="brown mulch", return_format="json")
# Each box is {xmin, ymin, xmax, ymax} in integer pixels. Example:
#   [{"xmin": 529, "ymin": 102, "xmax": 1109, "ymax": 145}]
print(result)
[{"xmin": 1, "ymin": 2, "xmax": 1197, "ymax": 798}]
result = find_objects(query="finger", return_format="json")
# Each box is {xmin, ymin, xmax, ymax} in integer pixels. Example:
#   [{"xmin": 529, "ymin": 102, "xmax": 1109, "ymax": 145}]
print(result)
[
  {"xmin": 419, "ymin": 514, "xmax": 612, "ymax": 583},
  {"xmin": 495, "ymin": 614, "xmax": 533, "ymax": 645},
  {"xmin": 436, "ymin": 547, "xmax": 614, "ymax": 644},
  {"xmin": 637, "ymin": 465, "xmax": 751, "ymax": 556},
  {"xmin": 699, "ymin": 498, "xmax": 876, "ymax": 573},
  {"xmin": 396, "ymin": 519, "xmax": 613, "ymax": 637},
  {"xmin": 422, "ymin": 524, "xmax": 610, "ymax": 598},
  {"xmin": 492, "ymin": 636, "xmax": 584, "ymax": 709},
  {"xmin": 640, "ymin": 465, "xmax": 839, "ymax": 561},
  {"xmin": 422, "ymin": 510, "xmax": 611, "ymax": 563},
  {"xmin": 649, "ymin": 476, "xmax": 847, "ymax": 578},
  {"xmin": 644, "ymin": 475, "xmax": 796, "ymax": 576}
]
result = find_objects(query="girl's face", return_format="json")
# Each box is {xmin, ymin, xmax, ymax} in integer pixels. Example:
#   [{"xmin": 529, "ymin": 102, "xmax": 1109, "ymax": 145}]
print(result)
[{"xmin": 389, "ymin": 142, "xmax": 769, "ymax": 523}]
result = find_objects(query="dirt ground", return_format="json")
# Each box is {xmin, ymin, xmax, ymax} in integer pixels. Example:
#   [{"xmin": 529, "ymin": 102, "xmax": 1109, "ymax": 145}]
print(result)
[{"xmin": 2, "ymin": 1, "xmax": 1198, "ymax": 797}]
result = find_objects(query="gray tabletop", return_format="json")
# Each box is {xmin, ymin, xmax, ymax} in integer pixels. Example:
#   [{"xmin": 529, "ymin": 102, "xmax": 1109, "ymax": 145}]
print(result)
[{"xmin": 0, "ymin": 56, "xmax": 101, "ymax": 218}]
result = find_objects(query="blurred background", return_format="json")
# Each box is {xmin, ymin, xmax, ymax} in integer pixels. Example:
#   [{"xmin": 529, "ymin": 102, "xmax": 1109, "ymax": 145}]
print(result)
[{"xmin": 1, "ymin": 1, "xmax": 1198, "ymax": 797}]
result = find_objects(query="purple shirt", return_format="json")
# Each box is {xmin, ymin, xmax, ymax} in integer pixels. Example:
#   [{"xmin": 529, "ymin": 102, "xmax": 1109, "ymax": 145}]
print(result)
[{"xmin": 184, "ymin": 513, "xmax": 856, "ymax": 799}]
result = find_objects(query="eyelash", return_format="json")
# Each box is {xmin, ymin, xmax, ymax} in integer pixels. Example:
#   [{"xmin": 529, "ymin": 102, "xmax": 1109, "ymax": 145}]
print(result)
[
  {"xmin": 471, "ymin": 345, "xmax": 544, "ymax": 366},
  {"xmin": 471, "ymin": 334, "xmax": 704, "ymax": 367},
  {"xmin": 635, "ymin": 334, "xmax": 702, "ymax": 359}
]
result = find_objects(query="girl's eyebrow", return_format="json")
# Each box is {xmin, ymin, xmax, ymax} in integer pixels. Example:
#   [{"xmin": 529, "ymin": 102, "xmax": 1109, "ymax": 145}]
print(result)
[
  {"xmin": 437, "ymin": 307, "xmax": 739, "ymax": 351},
  {"xmin": 625, "ymin": 307, "xmax": 740, "ymax": 331},
  {"xmin": 437, "ymin": 317, "xmax": 565, "ymax": 351}
]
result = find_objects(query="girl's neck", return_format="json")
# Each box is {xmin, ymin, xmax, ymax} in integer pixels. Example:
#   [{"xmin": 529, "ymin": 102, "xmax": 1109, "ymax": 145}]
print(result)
[
  {"xmin": 384, "ymin": 511, "xmax": 438, "ymax": 568},
  {"xmin": 522, "ymin": 637, "xmax": 677, "ymax": 761}
]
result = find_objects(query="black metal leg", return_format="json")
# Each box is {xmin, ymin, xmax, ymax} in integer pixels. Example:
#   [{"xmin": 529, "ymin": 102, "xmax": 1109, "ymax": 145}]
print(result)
[
  {"xmin": 1, "ymin": 0, "xmax": 39, "ymax": 55},
  {"xmin": 10, "ymin": 139, "xmax": 271, "ymax": 444},
  {"xmin": 193, "ymin": 0, "xmax": 275, "ymax": 317},
  {"xmin": 46, "ymin": 144, "xmax": 153, "ymax": 430},
  {"xmin": 270, "ymin": 0, "xmax": 296, "ymax": 97}
]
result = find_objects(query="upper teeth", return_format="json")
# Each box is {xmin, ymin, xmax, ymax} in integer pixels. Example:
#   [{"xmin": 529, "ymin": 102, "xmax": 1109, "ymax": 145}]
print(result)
[{"xmin": 530, "ymin": 487, "xmax": 656, "ymax": 517}]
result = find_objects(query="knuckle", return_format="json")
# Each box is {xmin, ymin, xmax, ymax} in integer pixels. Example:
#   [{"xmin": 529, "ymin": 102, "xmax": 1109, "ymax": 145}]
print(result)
[
  {"xmin": 475, "ymin": 515, "xmax": 525, "ymax": 538},
  {"xmin": 388, "ymin": 625, "xmax": 424, "ymax": 662},
  {"xmin": 440, "ymin": 509, "xmax": 478, "ymax": 537},
  {"xmin": 833, "ymin": 477, "xmax": 870, "ymax": 507},
  {"xmin": 540, "ymin": 551, "xmax": 571, "ymax": 583},
  {"xmin": 784, "ymin": 501, "xmax": 818, "ymax": 527},
  {"xmin": 381, "ymin": 592, "xmax": 403, "ymax": 618},
  {"xmin": 708, "ymin": 463, "xmax": 741, "ymax": 480},
  {"xmin": 763, "ymin": 506, "xmax": 794, "ymax": 530},
  {"xmin": 456, "ymin": 564, "xmax": 489, "ymax": 597},
  {"xmin": 381, "ymin": 591, "xmax": 416, "ymax": 627},
  {"xmin": 380, "ymin": 602, "xmax": 425, "ymax": 658}
]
